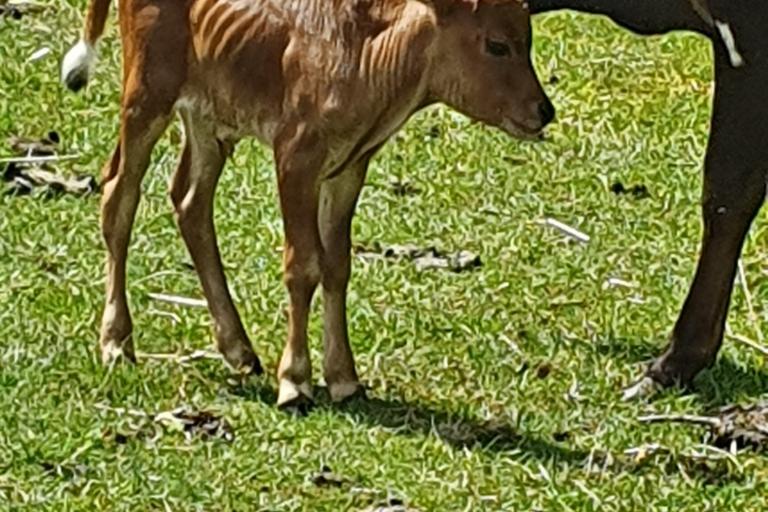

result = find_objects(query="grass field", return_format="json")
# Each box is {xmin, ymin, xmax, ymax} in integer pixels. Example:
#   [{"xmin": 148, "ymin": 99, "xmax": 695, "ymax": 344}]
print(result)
[{"xmin": 3, "ymin": 2, "xmax": 768, "ymax": 510}]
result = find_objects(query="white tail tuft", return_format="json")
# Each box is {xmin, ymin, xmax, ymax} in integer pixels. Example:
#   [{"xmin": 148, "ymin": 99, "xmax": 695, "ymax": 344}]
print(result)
[{"xmin": 61, "ymin": 40, "xmax": 96, "ymax": 92}]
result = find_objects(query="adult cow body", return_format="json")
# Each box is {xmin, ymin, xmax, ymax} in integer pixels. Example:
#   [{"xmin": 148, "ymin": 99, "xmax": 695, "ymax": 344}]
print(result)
[{"xmin": 529, "ymin": 0, "xmax": 768, "ymax": 395}]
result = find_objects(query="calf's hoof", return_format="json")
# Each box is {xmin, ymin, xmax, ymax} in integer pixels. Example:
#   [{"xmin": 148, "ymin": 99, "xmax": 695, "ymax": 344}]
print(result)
[
  {"xmin": 328, "ymin": 381, "xmax": 366, "ymax": 403},
  {"xmin": 277, "ymin": 379, "xmax": 314, "ymax": 414},
  {"xmin": 221, "ymin": 344, "xmax": 263, "ymax": 376},
  {"xmin": 100, "ymin": 336, "xmax": 136, "ymax": 366}
]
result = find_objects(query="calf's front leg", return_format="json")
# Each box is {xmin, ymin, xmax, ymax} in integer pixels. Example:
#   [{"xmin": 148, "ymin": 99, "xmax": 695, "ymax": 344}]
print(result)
[
  {"xmin": 274, "ymin": 125, "xmax": 327, "ymax": 410},
  {"xmin": 318, "ymin": 157, "xmax": 372, "ymax": 403}
]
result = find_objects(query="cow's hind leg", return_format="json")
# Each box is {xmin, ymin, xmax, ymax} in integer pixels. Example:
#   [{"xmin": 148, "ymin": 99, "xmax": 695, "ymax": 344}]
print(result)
[
  {"xmin": 318, "ymin": 158, "xmax": 370, "ymax": 402},
  {"xmin": 626, "ymin": 36, "xmax": 768, "ymax": 397},
  {"xmin": 99, "ymin": 97, "xmax": 171, "ymax": 364},
  {"xmin": 170, "ymin": 112, "xmax": 262, "ymax": 374}
]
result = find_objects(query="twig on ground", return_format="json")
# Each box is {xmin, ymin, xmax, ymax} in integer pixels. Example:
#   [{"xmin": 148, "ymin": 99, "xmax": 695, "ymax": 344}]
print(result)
[
  {"xmin": 133, "ymin": 269, "xmax": 191, "ymax": 286},
  {"xmin": 605, "ymin": 277, "xmax": 636, "ymax": 289},
  {"xmin": 638, "ymin": 413, "xmax": 722, "ymax": 428},
  {"xmin": 148, "ymin": 293, "xmax": 207, "ymax": 308},
  {"xmin": 726, "ymin": 332, "xmax": 768, "ymax": 358},
  {"xmin": 539, "ymin": 217, "xmax": 590, "ymax": 244},
  {"xmin": 136, "ymin": 349, "xmax": 221, "ymax": 364},
  {"xmin": 95, "ymin": 403, "xmax": 235, "ymax": 441},
  {"xmin": 94, "ymin": 403, "xmax": 152, "ymax": 419},
  {"xmin": 623, "ymin": 440, "xmax": 742, "ymax": 463},
  {"xmin": 689, "ymin": 444, "xmax": 744, "ymax": 467},
  {"xmin": 146, "ymin": 308, "xmax": 182, "ymax": 324},
  {"xmin": 0, "ymin": 154, "xmax": 79, "ymax": 164},
  {"xmin": 26, "ymin": 47, "xmax": 50, "ymax": 62}
]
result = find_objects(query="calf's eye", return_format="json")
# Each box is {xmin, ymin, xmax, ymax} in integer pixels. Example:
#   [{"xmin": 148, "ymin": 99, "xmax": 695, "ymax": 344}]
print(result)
[{"xmin": 485, "ymin": 39, "xmax": 511, "ymax": 57}]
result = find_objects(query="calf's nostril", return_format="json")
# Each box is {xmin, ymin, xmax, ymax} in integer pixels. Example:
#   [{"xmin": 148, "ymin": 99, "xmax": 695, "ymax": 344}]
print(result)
[{"xmin": 538, "ymin": 99, "xmax": 555, "ymax": 126}]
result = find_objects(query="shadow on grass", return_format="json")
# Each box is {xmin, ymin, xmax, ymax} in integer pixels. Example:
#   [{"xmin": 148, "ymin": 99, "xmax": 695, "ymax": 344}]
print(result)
[
  {"xmin": 231, "ymin": 379, "xmax": 748, "ymax": 485},
  {"xmin": 232, "ymin": 381, "xmax": 587, "ymax": 463},
  {"xmin": 693, "ymin": 357, "xmax": 768, "ymax": 406},
  {"xmin": 340, "ymin": 396, "xmax": 586, "ymax": 461}
]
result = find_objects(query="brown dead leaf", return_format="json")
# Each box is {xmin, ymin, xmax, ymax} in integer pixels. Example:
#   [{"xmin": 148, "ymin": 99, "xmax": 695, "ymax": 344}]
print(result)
[
  {"xmin": 360, "ymin": 497, "xmax": 418, "ymax": 512},
  {"xmin": 639, "ymin": 400, "xmax": 768, "ymax": 451},
  {"xmin": 156, "ymin": 408, "xmax": 235, "ymax": 442},
  {"xmin": 710, "ymin": 402, "xmax": 768, "ymax": 450},
  {"xmin": 0, "ymin": 1, "xmax": 48, "ymax": 20},
  {"xmin": 355, "ymin": 243, "xmax": 481, "ymax": 272},
  {"xmin": 3, "ymin": 131, "xmax": 97, "ymax": 197},
  {"xmin": 311, "ymin": 465, "xmax": 351, "ymax": 488}
]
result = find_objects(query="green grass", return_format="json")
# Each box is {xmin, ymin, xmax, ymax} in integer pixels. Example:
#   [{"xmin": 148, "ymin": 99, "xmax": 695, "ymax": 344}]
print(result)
[{"xmin": 3, "ymin": 2, "xmax": 768, "ymax": 510}]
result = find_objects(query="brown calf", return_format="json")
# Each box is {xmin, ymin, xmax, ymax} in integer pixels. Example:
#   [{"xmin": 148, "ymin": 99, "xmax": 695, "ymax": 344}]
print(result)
[{"xmin": 62, "ymin": 0, "xmax": 553, "ymax": 409}]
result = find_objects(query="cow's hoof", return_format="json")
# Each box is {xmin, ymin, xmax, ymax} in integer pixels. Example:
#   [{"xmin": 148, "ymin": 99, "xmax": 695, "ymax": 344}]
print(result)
[
  {"xmin": 277, "ymin": 379, "xmax": 314, "ymax": 415},
  {"xmin": 100, "ymin": 337, "xmax": 136, "ymax": 366},
  {"xmin": 328, "ymin": 381, "xmax": 366, "ymax": 403},
  {"xmin": 222, "ymin": 345, "xmax": 263, "ymax": 376},
  {"xmin": 647, "ymin": 350, "xmax": 710, "ymax": 387},
  {"xmin": 621, "ymin": 376, "xmax": 661, "ymax": 401}
]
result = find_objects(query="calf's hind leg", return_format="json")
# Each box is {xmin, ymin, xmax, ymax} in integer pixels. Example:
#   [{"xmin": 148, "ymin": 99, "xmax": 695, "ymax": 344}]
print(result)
[
  {"xmin": 99, "ymin": 101, "xmax": 171, "ymax": 364},
  {"xmin": 98, "ymin": 0, "xmax": 190, "ymax": 365},
  {"xmin": 170, "ymin": 112, "xmax": 262, "ymax": 374}
]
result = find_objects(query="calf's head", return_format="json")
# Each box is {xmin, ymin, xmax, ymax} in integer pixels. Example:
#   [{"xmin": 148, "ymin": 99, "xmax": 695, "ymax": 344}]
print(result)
[{"xmin": 430, "ymin": 0, "xmax": 554, "ymax": 138}]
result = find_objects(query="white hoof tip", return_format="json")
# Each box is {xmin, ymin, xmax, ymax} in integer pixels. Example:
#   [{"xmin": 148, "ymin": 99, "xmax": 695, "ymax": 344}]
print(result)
[
  {"xmin": 222, "ymin": 349, "xmax": 263, "ymax": 376},
  {"xmin": 622, "ymin": 376, "xmax": 661, "ymax": 402},
  {"xmin": 329, "ymin": 382, "xmax": 366, "ymax": 403},
  {"xmin": 277, "ymin": 380, "xmax": 314, "ymax": 415},
  {"xmin": 278, "ymin": 394, "xmax": 314, "ymax": 416},
  {"xmin": 100, "ymin": 342, "xmax": 136, "ymax": 366}
]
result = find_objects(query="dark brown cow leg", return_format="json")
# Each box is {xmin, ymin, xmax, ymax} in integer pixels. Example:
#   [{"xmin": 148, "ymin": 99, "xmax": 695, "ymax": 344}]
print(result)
[{"xmin": 646, "ymin": 42, "xmax": 768, "ymax": 387}]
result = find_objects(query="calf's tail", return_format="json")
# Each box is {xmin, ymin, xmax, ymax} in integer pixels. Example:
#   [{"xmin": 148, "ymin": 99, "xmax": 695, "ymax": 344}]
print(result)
[{"xmin": 61, "ymin": 0, "xmax": 112, "ymax": 91}]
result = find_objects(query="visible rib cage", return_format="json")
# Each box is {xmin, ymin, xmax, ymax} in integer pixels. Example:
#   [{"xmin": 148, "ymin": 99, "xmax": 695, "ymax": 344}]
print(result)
[
  {"xmin": 190, "ymin": 0, "xmax": 278, "ymax": 60},
  {"xmin": 186, "ymin": 0, "xmax": 432, "ymax": 108},
  {"xmin": 189, "ymin": 0, "xmax": 391, "ymax": 61}
]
